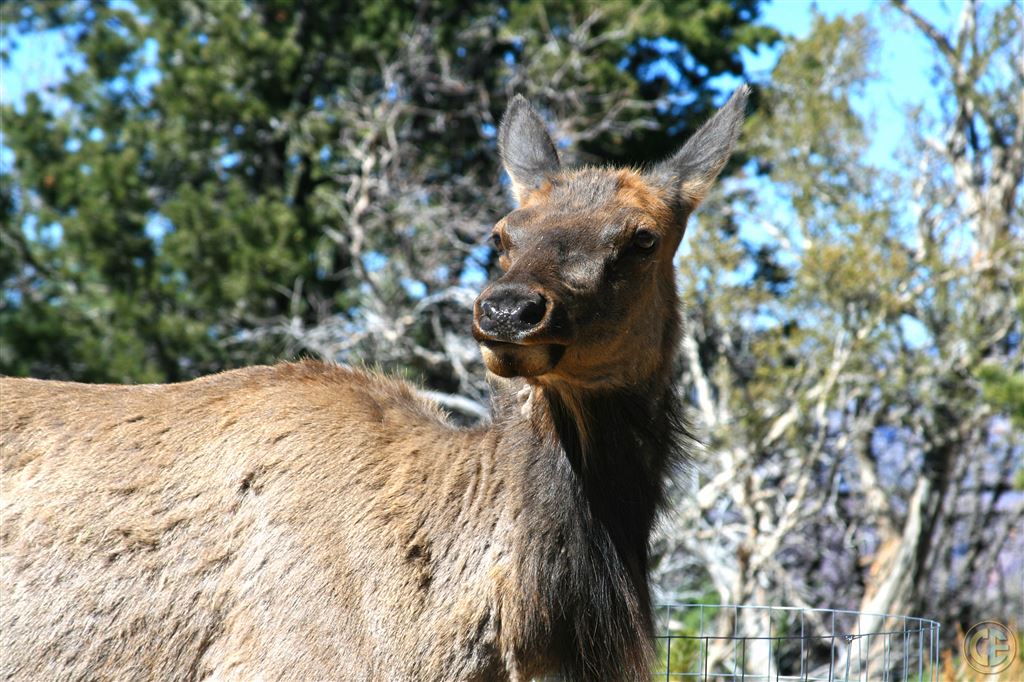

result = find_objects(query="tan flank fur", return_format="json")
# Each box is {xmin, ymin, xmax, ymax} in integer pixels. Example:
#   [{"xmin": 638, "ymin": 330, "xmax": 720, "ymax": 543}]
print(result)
[{"xmin": 1, "ymin": 87, "xmax": 749, "ymax": 681}]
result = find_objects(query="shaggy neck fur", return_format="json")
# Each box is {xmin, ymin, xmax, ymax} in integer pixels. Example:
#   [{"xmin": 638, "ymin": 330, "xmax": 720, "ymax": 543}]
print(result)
[{"xmin": 491, "ymin": 352, "xmax": 688, "ymax": 681}]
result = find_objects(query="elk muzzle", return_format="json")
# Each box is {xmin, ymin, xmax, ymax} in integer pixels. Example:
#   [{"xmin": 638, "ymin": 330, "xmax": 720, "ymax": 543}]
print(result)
[
  {"xmin": 473, "ymin": 283, "xmax": 566, "ymax": 378},
  {"xmin": 476, "ymin": 284, "xmax": 548, "ymax": 339}
]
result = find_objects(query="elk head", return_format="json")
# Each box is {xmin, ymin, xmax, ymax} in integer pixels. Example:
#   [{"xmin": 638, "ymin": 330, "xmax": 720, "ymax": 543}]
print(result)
[{"xmin": 473, "ymin": 87, "xmax": 749, "ymax": 390}]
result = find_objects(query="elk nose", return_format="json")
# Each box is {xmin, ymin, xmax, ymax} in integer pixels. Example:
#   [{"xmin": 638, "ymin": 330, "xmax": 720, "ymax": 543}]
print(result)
[{"xmin": 478, "ymin": 286, "xmax": 548, "ymax": 338}]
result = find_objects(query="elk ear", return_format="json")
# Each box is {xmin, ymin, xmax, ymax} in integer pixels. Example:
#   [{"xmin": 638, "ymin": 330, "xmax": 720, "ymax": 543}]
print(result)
[
  {"xmin": 648, "ymin": 85, "xmax": 750, "ymax": 209},
  {"xmin": 498, "ymin": 94, "xmax": 561, "ymax": 204}
]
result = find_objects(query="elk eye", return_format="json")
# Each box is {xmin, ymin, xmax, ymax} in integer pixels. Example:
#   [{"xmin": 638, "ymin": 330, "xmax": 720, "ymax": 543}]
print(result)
[
  {"xmin": 633, "ymin": 229, "xmax": 658, "ymax": 251},
  {"xmin": 490, "ymin": 232, "xmax": 504, "ymax": 252}
]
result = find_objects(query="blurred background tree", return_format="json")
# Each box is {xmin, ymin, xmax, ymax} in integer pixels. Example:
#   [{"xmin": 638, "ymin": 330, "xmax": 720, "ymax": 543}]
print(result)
[
  {"xmin": 2, "ymin": 0, "xmax": 1020, "ymax": 675},
  {"xmin": 651, "ymin": 3, "xmax": 1021, "ymax": 671},
  {"xmin": 0, "ymin": 0, "xmax": 773, "ymax": 389}
]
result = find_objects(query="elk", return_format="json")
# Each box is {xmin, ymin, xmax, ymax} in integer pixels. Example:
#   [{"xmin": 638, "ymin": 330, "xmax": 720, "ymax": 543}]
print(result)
[{"xmin": 1, "ymin": 86, "xmax": 748, "ymax": 681}]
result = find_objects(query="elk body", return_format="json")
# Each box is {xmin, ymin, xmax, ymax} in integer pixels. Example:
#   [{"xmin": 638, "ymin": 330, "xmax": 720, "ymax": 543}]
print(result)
[{"xmin": 1, "ymin": 88, "xmax": 748, "ymax": 681}]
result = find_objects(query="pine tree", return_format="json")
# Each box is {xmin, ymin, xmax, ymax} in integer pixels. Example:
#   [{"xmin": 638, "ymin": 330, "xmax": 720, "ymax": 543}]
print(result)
[{"xmin": 1, "ymin": 0, "xmax": 776, "ymax": 383}]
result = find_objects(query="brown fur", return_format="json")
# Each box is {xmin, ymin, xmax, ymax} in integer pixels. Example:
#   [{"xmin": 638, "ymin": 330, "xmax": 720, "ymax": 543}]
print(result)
[{"xmin": 1, "ymin": 89, "xmax": 748, "ymax": 681}]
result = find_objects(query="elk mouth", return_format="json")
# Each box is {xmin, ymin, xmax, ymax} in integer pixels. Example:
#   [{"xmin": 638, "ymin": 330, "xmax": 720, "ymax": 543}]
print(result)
[{"xmin": 476, "ymin": 339, "xmax": 566, "ymax": 378}]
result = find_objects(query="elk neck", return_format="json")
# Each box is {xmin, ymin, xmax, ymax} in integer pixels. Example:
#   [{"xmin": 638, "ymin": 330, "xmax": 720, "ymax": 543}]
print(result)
[
  {"xmin": 484, "ymin": 344, "xmax": 689, "ymax": 679},
  {"xmin": 501, "ymin": 310, "xmax": 688, "ymax": 550},
  {"xmin": 552, "ymin": 378, "xmax": 682, "ymax": 530}
]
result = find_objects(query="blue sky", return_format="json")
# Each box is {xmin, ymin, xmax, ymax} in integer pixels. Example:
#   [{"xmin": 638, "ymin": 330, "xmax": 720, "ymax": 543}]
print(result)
[{"xmin": 750, "ymin": 0, "xmax": 961, "ymax": 168}]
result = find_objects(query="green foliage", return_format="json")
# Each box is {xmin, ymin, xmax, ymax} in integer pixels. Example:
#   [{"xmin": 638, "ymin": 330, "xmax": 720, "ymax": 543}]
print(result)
[
  {"xmin": 977, "ymin": 364, "xmax": 1024, "ymax": 434},
  {"xmin": 503, "ymin": 1, "xmax": 776, "ymax": 164},
  {"xmin": 1, "ymin": 0, "xmax": 776, "ymax": 383},
  {"xmin": 667, "ymin": 3, "xmax": 1022, "ymax": 624},
  {"xmin": 653, "ymin": 589, "xmax": 722, "ymax": 675}
]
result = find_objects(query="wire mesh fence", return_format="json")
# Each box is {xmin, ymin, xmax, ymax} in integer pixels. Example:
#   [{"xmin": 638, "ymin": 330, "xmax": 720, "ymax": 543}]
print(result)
[{"xmin": 653, "ymin": 603, "xmax": 940, "ymax": 682}]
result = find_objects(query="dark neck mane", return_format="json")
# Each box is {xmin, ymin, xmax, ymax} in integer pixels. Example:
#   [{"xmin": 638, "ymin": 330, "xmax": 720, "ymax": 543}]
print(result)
[
  {"xmin": 491, "ymin": 370, "xmax": 690, "ymax": 681},
  {"xmin": 543, "ymin": 380, "xmax": 684, "ymax": 561}
]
